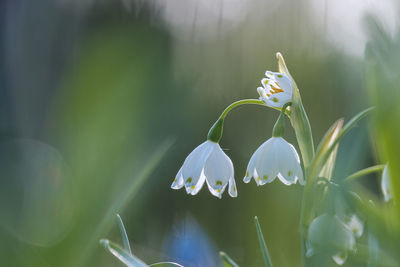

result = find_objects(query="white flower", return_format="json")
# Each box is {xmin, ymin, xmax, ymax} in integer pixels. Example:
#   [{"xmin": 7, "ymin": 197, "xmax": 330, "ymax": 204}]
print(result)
[
  {"xmin": 344, "ymin": 215, "xmax": 364, "ymax": 238},
  {"xmin": 381, "ymin": 164, "xmax": 392, "ymax": 202},
  {"xmin": 257, "ymin": 71, "xmax": 293, "ymax": 108},
  {"xmin": 307, "ymin": 214, "xmax": 356, "ymax": 265},
  {"xmin": 243, "ymin": 137, "xmax": 304, "ymax": 186},
  {"xmin": 171, "ymin": 140, "xmax": 237, "ymax": 198}
]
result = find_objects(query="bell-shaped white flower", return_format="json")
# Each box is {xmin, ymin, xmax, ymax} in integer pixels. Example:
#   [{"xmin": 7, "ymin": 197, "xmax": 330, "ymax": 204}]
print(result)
[
  {"xmin": 171, "ymin": 140, "xmax": 237, "ymax": 198},
  {"xmin": 381, "ymin": 164, "xmax": 393, "ymax": 202},
  {"xmin": 243, "ymin": 137, "xmax": 304, "ymax": 186},
  {"xmin": 307, "ymin": 214, "xmax": 356, "ymax": 265},
  {"xmin": 257, "ymin": 71, "xmax": 293, "ymax": 108}
]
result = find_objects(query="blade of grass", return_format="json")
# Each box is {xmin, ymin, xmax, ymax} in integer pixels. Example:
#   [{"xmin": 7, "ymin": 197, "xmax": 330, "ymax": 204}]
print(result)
[
  {"xmin": 117, "ymin": 214, "xmax": 132, "ymax": 254},
  {"xmin": 100, "ymin": 239, "xmax": 147, "ymax": 267},
  {"xmin": 254, "ymin": 216, "xmax": 273, "ymax": 267},
  {"xmin": 219, "ymin": 251, "xmax": 239, "ymax": 267}
]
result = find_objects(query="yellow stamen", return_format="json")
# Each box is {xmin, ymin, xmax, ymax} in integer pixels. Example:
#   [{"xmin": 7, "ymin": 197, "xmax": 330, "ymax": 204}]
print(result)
[{"xmin": 270, "ymin": 84, "xmax": 284, "ymax": 94}]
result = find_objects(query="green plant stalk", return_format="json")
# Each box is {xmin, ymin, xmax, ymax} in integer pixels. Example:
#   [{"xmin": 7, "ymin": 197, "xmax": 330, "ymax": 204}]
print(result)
[
  {"xmin": 276, "ymin": 52, "xmax": 315, "ymax": 168},
  {"xmin": 272, "ymin": 102, "xmax": 292, "ymax": 137},
  {"xmin": 207, "ymin": 99, "xmax": 265, "ymax": 143},
  {"xmin": 276, "ymin": 53, "xmax": 315, "ymax": 265}
]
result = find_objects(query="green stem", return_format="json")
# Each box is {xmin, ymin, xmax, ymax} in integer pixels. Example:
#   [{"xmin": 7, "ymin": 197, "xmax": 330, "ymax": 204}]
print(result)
[
  {"xmin": 344, "ymin": 164, "xmax": 385, "ymax": 183},
  {"xmin": 219, "ymin": 99, "xmax": 265, "ymax": 119},
  {"xmin": 207, "ymin": 99, "xmax": 265, "ymax": 142},
  {"xmin": 272, "ymin": 102, "xmax": 292, "ymax": 137}
]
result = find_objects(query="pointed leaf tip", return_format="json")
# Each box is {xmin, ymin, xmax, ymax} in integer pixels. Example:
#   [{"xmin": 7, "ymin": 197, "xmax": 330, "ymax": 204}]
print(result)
[
  {"xmin": 117, "ymin": 214, "xmax": 132, "ymax": 254},
  {"xmin": 220, "ymin": 251, "xmax": 239, "ymax": 267},
  {"xmin": 254, "ymin": 217, "xmax": 273, "ymax": 267}
]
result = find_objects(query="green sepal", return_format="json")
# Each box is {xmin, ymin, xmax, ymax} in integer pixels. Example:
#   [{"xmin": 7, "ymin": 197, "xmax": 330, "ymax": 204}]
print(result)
[{"xmin": 207, "ymin": 117, "xmax": 224, "ymax": 143}]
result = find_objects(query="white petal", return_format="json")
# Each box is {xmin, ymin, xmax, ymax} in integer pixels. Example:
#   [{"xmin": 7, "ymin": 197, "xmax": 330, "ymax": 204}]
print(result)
[
  {"xmin": 253, "ymin": 138, "xmax": 279, "ymax": 185},
  {"xmin": 265, "ymin": 70, "xmax": 274, "ymax": 78},
  {"xmin": 261, "ymin": 78, "xmax": 271, "ymax": 88},
  {"xmin": 264, "ymin": 93, "xmax": 292, "ymax": 108},
  {"xmin": 228, "ymin": 176, "xmax": 238, "ymax": 197},
  {"xmin": 275, "ymin": 138, "xmax": 303, "ymax": 185},
  {"xmin": 381, "ymin": 164, "xmax": 392, "ymax": 202},
  {"xmin": 345, "ymin": 215, "xmax": 364, "ymax": 238},
  {"xmin": 332, "ymin": 251, "xmax": 348, "ymax": 265},
  {"xmin": 182, "ymin": 141, "xmax": 214, "ymax": 189},
  {"xmin": 203, "ymin": 143, "xmax": 234, "ymax": 198},
  {"xmin": 273, "ymin": 73, "xmax": 293, "ymax": 95},
  {"xmin": 171, "ymin": 167, "xmax": 184, "ymax": 189},
  {"xmin": 244, "ymin": 142, "xmax": 264, "ymax": 183},
  {"xmin": 186, "ymin": 172, "xmax": 206, "ymax": 195}
]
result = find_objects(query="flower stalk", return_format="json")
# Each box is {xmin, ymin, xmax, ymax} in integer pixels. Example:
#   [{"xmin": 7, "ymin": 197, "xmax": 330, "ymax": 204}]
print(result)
[{"xmin": 207, "ymin": 99, "xmax": 265, "ymax": 143}]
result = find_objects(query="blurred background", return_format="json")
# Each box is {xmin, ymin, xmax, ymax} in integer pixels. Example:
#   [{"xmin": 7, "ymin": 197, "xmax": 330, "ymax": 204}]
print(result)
[{"xmin": 0, "ymin": 0, "xmax": 399, "ymax": 266}]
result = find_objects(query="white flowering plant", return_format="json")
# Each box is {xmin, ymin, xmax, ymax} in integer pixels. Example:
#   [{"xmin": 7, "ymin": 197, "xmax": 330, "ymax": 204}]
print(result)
[{"xmin": 101, "ymin": 50, "xmax": 399, "ymax": 266}]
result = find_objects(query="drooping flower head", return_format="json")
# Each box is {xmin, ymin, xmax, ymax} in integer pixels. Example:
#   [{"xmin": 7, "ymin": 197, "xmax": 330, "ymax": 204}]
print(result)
[
  {"xmin": 307, "ymin": 214, "xmax": 356, "ymax": 265},
  {"xmin": 257, "ymin": 71, "xmax": 293, "ymax": 108},
  {"xmin": 243, "ymin": 136, "xmax": 304, "ymax": 186},
  {"xmin": 171, "ymin": 140, "xmax": 237, "ymax": 198}
]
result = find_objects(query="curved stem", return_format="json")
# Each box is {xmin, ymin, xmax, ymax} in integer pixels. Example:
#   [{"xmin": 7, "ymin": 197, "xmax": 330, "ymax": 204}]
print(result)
[
  {"xmin": 207, "ymin": 99, "xmax": 265, "ymax": 142},
  {"xmin": 344, "ymin": 164, "xmax": 385, "ymax": 183},
  {"xmin": 219, "ymin": 99, "xmax": 265, "ymax": 119}
]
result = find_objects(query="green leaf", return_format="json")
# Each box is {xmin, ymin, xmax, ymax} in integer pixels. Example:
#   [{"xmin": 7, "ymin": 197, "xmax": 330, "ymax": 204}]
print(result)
[
  {"xmin": 100, "ymin": 239, "xmax": 148, "ymax": 267},
  {"xmin": 318, "ymin": 119, "xmax": 343, "ymax": 180},
  {"xmin": 117, "ymin": 214, "xmax": 132, "ymax": 254},
  {"xmin": 310, "ymin": 107, "xmax": 373, "ymax": 184},
  {"xmin": 149, "ymin": 262, "xmax": 184, "ymax": 267},
  {"xmin": 344, "ymin": 165, "xmax": 385, "ymax": 183},
  {"xmin": 219, "ymin": 251, "xmax": 239, "ymax": 267},
  {"xmin": 254, "ymin": 216, "xmax": 273, "ymax": 267}
]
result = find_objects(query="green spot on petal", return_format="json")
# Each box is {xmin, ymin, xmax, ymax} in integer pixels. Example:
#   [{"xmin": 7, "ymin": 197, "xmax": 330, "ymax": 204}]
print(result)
[
  {"xmin": 216, "ymin": 180, "xmax": 222, "ymax": 186},
  {"xmin": 263, "ymin": 175, "xmax": 268, "ymax": 180},
  {"xmin": 272, "ymin": 97, "xmax": 279, "ymax": 103},
  {"xmin": 288, "ymin": 171, "xmax": 292, "ymax": 177},
  {"xmin": 277, "ymin": 74, "xmax": 283, "ymax": 78},
  {"xmin": 186, "ymin": 177, "xmax": 192, "ymax": 184},
  {"xmin": 245, "ymin": 171, "xmax": 249, "ymax": 177}
]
